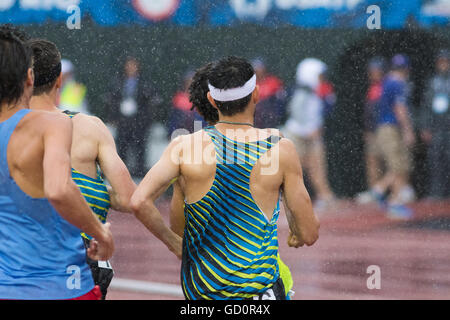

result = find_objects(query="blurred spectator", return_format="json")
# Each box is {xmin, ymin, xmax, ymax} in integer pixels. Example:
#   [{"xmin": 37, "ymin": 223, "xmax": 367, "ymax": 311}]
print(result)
[
  {"xmin": 420, "ymin": 49, "xmax": 450, "ymax": 199},
  {"xmin": 168, "ymin": 70, "xmax": 204, "ymax": 137},
  {"xmin": 357, "ymin": 57, "xmax": 386, "ymax": 202},
  {"xmin": 316, "ymin": 66, "xmax": 337, "ymax": 122},
  {"xmin": 358, "ymin": 54, "xmax": 416, "ymax": 217},
  {"xmin": 251, "ymin": 58, "xmax": 287, "ymax": 129},
  {"xmin": 283, "ymin": 58, "xmax": 337, "ymax": 211},
  {"xmin": 58, "ymin": 59, "xmax": 89, "ymax": 114},
  {"xmin": 106, "ymin": 56, "xmax": 162, "ymax": 178}
]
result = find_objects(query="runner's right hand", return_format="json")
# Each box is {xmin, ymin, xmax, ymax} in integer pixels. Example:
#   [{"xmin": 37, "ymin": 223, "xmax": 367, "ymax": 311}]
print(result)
[
  {"xmin": 287, "ymin": 230, "xmax": 304, "ymax": 248},
  {"xmin": 87, "ymin": 222, "xmax": 114, "ymax": 261}
]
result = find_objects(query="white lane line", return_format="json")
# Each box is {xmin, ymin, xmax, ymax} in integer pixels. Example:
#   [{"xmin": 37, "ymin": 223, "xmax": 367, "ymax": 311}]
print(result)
[{"xmin": 110, "ymin": 278, "xmax": 184, "ymax": 297}]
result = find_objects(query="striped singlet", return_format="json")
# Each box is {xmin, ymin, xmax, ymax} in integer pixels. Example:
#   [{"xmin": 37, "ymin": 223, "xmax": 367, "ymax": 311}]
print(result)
[
  {"xmin": 181, "ymin": 126, "xmax": 282, "ymax": 300},
  {"xmin": 63, "ymin": 110, "xmax": 111, "ymax": 240}
]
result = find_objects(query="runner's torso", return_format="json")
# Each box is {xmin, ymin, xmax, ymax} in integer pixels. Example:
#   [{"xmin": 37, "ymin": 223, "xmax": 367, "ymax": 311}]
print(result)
[
  {"xmin": 0, "ymin": 109, "xmax": 94, "ymax": 299},
  {"xmin": 63, "ymin": 110, "xmax": 111, "ymax": 239},
  {"xmin": 181, "ymin": 126, "xmax": 282, "ymax": 300}
]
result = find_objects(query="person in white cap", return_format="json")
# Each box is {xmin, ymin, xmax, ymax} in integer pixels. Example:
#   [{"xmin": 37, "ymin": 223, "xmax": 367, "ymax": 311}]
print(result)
[
  {"xmin": 58, "ymin": 58, "xmax": 89, "ymax": 114},
  {"xmin": 283, "ymin": 58, "xmax": 337, "ymax": 211}
]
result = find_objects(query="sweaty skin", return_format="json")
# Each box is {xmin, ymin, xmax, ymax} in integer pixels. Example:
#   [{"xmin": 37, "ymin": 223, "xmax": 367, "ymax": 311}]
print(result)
[
  {"xmin": 29, "ymin": 74, "xmax": 136, "ymax": 214},
  {"xmin": 1, "ymin": 106, "xmax": 113, "ymax": 261},
  {"xmin": 68, "ymin": 113, "xmax": 137, "ymax": 213}
]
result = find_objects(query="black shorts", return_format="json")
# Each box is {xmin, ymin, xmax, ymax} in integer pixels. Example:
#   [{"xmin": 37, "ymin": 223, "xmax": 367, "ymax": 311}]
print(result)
[
  {"xmin": 83, "ymin": 237, "xmax": 114, "ymax": 300},
  {"xmin": 247, "ymin": 277, "xmax": 286, "ymax": 300}
]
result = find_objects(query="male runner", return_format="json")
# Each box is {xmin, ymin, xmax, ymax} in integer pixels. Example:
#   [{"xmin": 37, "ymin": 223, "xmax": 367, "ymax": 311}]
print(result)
[
  {"xmin": 131, "ymin": 56, "xmax": 319, "ymax": 300},
  {"xmin": 27, "ymin": 39, "xmax": 136, "ymax": 299},
  {"xmin": 0, "ymin": 28, "xmax": 113, "ymax": 300},
  {"xmin": 169, "ymin": 62, "xmax": 297, "ymax": 299}
]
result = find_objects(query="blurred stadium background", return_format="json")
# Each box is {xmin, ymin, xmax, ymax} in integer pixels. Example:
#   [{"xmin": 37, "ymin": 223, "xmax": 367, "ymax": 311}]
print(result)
[{"xmin": 3, "ymin": 0, "xmax": 450, "ymax": 299}]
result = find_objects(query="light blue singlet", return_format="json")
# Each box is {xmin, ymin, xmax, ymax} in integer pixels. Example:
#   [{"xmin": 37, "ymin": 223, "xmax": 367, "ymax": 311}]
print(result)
[{"xmin": 0, "ymin": 109, "xmax": 94, "ymax": 299}]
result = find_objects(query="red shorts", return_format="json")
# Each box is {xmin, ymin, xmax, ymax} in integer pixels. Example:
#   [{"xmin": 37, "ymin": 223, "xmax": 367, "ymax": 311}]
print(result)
[
  {"xmin": 68, "ymin": 285, "xmax": 102, "ymax": 300},
  {"xmin": 0, "ymin": 285, "xmax": 102, "ymax": 300}
]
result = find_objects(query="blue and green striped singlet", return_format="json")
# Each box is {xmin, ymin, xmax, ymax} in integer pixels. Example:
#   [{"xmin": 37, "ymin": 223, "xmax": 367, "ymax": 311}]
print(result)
[
  {"xmin": 63, "ymin": 110, "xmax": 111, "ymax": 240},
  {"xmin": 181, "ymin": 126, "xmax": 282, "ymax": 300}
]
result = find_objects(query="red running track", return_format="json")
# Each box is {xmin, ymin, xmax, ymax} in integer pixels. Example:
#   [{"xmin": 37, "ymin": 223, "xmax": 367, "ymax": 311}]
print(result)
[{"xmin": 106, "ymin": 198, "xmax": 450, "ymax": 300}]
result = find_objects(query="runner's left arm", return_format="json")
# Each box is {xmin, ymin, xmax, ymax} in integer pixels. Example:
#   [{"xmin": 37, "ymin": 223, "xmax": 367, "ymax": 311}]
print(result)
[
  {"xmin": 279, "ymin": 138, "xmax": 320, "ymax": 246},
  {"xmin": 93, "ymin": 116, "xmax": 137, "ymax": 213}
]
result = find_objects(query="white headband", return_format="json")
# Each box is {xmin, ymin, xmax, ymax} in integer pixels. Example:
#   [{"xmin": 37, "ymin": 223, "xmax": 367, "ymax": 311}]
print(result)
[{"xmin": 208, "ymin": 74, "xmax": 257, "ymax": 102}]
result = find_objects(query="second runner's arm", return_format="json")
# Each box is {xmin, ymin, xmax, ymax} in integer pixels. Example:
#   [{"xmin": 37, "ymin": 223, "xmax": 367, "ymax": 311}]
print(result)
[
  {"xmin": 43, "ymin": 114, "xmax": 114, "ymax": 260},
  {"xmin": 93, "ymin": 116, "xmax": 137, "ymax": 213},
  {"xmin": 131, "ymin": 137, "xmax": 184, "ymax": 259}
]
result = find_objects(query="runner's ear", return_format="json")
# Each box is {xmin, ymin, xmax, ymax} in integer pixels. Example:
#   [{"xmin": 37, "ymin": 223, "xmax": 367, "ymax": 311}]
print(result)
[
  {"xmin": 55, "ymin": 73, "xmax": 63, "ymax": 90},
  {"xmin": 207, "ymin": 92, "xmax": 218, "ymax": 110},
  {"xmin": 26, "ymin": 68, "xmax": 34, "ymax": 87},
  {"xmin": 252, "ymin": 84, "xmax": 260, "ymax": 105}
]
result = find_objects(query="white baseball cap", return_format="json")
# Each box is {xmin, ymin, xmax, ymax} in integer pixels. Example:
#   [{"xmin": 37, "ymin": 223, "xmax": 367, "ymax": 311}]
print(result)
[
  {"xmin": 296, "ymin": 58, "xmax": 327, "ymax": 90},
  {"xmin": 61, "ymin": 59, "xmax": 74, "ymax": 74}
]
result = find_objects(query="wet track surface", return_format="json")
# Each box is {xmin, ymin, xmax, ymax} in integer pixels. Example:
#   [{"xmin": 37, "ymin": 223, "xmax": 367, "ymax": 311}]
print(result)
[{"xmin": 107, "ymin": 199, "xmax": 450, "ymax": 300}]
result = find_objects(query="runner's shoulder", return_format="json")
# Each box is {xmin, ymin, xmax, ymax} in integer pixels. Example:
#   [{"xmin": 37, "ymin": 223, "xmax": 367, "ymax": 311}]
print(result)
[
  {"xmin": 277, "ymin": 135, "xmax": 297, "ymax": 157},
  {"xmin": 255, "ymin": 127, "xmax": 284, "ymax": 140},
  {"xmin": 165, "ymin": 130, "xmax": 208, "ymax": 159},
  {"xmin": 32, "ymin": 110, "xmax": 72, "ymax": 128},
  {"xmin": 265, "ymin": 127, "xmax": 283, "ymax": 138},
  {"xmin": 168, "ymin": 130, "xmax": 201, "ymax": 148},
  {"xmin": 70, "ymin": 112, "xmax": 109, "ymax": 135},
  {"xmin": 70, "ymin": 112, "xmax": 101, "ymax": 125},
  {"xmin": 25, "ymin": 111, "xmax": 73, "ymax": 139}
]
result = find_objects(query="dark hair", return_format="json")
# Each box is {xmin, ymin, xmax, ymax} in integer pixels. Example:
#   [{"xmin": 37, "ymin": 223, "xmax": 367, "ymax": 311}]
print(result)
[
  {"xmin": 0, "ymin": 28, "xmax": 32, "ymax": 109},
  {"xmin": 0, "ymin": 24, "xmax": 30, "ymax": 42},
  {"xmin": 27, "ymin": 39, "xmax": 62, "ymax": 96},
  {"xmin": 207, "ymin": 56, "xmax": 255, "ymax": 116},
  {"xmin": 189, "ymin": 62, "xmax": 219, "ymax": 125}
]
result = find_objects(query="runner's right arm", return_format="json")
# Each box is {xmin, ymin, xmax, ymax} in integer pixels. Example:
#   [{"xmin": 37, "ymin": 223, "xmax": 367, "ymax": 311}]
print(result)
[
  {"xmin": 279, "ymin": 138, "xmax": 320, "ymax": 246},
  {"xmin": 131, "ymin": 137, "xmax": 184, "ymax": 259},
  {"xmin": 42, "ymin": 114, "xmax": 114, "ymax": 260}
]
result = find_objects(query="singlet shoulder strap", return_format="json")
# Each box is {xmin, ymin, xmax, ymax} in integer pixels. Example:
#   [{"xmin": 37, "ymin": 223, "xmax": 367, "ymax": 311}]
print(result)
[
  {"xmin": 266, "ymin": 135, "xmax": 282, "ymax": 144},
  {"xmin": 62, "ymin": 110, "xmax": 80, "ymax": 118},
  {"xmin": 0, "ymin": 109, "xmax": 32, "ymax": 178},
  {"xmin": 204, "ymin": 126, "xmax": 282, "ymax": 165}
]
